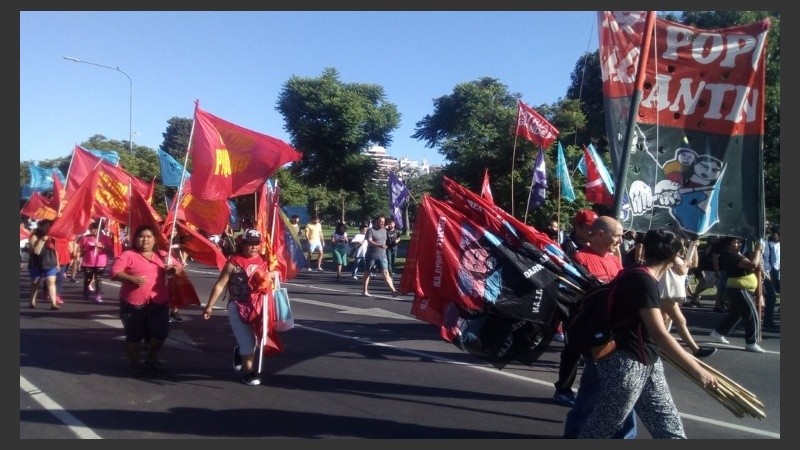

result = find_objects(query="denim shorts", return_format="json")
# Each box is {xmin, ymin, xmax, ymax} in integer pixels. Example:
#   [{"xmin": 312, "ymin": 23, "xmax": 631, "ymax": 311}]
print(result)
[{"xmin": 365, "ymin": 256, "xmax": 389, "ymax": 272}]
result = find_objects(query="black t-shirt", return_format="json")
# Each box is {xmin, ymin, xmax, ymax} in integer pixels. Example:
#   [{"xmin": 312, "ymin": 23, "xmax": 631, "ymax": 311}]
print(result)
[
  {"xmin": 609, "ymin": 268, "xmax": 660, "ymax": 365},
  {"xmin": 385, "ymin": 229, "xmax": 398, "ymax": 249},
  {"xmin": 718, "ymin": 250, "xmax": 751, "ymax": 278}
]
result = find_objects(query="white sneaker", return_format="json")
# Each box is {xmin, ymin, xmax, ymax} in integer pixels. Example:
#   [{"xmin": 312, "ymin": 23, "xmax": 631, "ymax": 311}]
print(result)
[
  {"xmin": 306, "ymin": 268, "xmax": 312, "ymax": 272},
  {"xmin": 708, "ymin": 331, "xmax": 729, "ymax": 344},
  {"xmin": 745, "ymin": 343, "xmax": 766, "ymax": 353}
]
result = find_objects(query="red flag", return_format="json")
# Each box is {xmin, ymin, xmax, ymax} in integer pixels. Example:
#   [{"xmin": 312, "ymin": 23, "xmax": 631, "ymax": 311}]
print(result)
[
  {"xmin": 167, "ymin": 219, "xmax": 228, "ymax": 270},
  {"xmin": 21, "ymin": 192, "xmax": 56, "ymax": 221},
  {"xmin": 127, "ymin": 187, "xmax": 171, "ymax": 251},
  {"xmin": 66, "ymin": 146, "xmax": 151, "ymax": 223},
  {"xmin": 516, "ymin": 100, "xmax": 559, "ymax": 149},
  {"xmin": 173, "ymin": 179, "xmax": 231, "ymax": 235},
  {"xmin": 480, "ymin": 169, "xmax": 494, "ymax": 204},
  {"xmin": 583, "ymin": 145, "xmax": 614, "ymax": 206},
  {"xmin": 189, "ymin": 104, "xmax": 303, "ymax": 201},
  {"xmin": 49, "ymin": 170, "xmax": 99, "ymax": 240},
  {"xmin": 254, "ymin": 182, "xmax": 281, "ymax": 275},
  {"xmin": 49, "ymin": 171, "xmax": 66, "ymax": 216}
]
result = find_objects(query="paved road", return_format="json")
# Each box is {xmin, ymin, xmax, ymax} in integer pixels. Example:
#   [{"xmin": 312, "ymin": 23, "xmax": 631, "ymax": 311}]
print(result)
[{"xmin": 20, "ymin": 263, "xmax": 780, "ymax": 439}]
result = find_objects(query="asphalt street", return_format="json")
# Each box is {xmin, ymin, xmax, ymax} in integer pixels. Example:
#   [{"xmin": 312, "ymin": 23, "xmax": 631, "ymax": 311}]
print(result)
[{"xmin": 19, "ymin": 262, "xmax": 781, "ymax": 439}]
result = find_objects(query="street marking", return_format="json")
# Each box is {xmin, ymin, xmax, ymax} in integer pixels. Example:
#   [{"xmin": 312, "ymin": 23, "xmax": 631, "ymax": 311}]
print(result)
[
  {"xmin": 20, "ymin": 375, "xmax": 102, "ymax": 439},
  {"xmin": 291, "ymin": 297, "xmax": 415, "ymax": 321},
  {"xmin": 294, "ymin": 323, "xmax": 780, "ymax": 439}
]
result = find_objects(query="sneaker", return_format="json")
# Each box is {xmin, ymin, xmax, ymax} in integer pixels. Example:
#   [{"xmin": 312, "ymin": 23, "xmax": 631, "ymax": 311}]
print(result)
[
  {"xmin": 708, "ymin": 330, "xmax": 729, "ymax": 344},
  {"xmin": 553, "ymin": 332, "xmax": 565, "ymax": 343},
  {"xmin": 745, "ymin": 343, "xmax": 766, "ymax": 353},
  {"xmin": 242, "ymin": 372, "xmax": 261, "ymax": 386},
  {"xmin": 307, "ymin": 268, "xmax": 313, "ymax": 272},
  {"xmin": 391, "ymin": 290, "xmax": 399, "ymax": 298},
  {"xmin": 94, "ymin": 294, "xmax": 103, "ymax": 304},
  {"xmin": 232, "ymin": 346, "xmax": 242, "ymax": 371},
  {"xmin": 553, "ymin": 389, "xmax": 576, "ymax": 407},
  {"xmin": 317, "ymin": 267, "xmax": 324, "ymax": 272},
  {"xmin": 88, "ymin": 284, "xmax": 95, "ymax": 292},
  {"xmin": 694, "ymin": 347, "xmax": 717, "ymax": 358},
  {"xmin": 352, "ymin": 275, "xmax": 358, "ymax": 280},
  {"xmin": 169, "ymin": 311, "xmax": 183, "ymax": 322}
]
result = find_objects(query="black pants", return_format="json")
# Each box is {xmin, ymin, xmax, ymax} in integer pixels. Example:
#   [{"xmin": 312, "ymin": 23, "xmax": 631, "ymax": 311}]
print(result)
[{"xmin": 83, "ymin": 266, "xmax": 104, "ymax": 297}]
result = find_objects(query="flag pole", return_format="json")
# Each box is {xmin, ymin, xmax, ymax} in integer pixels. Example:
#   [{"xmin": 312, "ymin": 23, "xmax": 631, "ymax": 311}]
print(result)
[
  {"xmin": 166, "ymin": 103, "xmax": 198, "ymax": 265},
  {"xmin": 510, "ymin": 107, "xmax": 522, "ymax": 217},
  {"xmin": 612, "ymin": 11, "xmax": 656, "ymax": 217},
  {"xmin": 523, "ymin": 147, "xmax": 540, "ymax": 223}
]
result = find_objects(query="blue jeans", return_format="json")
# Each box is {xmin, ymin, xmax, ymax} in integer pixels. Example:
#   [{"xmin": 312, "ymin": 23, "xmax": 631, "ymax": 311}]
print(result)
[{"xmin": 564, "ymin": 359, "xmax": 637, "ymax": 439}]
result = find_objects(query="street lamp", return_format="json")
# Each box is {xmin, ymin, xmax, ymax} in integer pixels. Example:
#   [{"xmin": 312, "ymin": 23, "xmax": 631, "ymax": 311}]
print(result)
[{"xmin": 63, "ymin": 56, "xmax": 133, "ymax": 153}]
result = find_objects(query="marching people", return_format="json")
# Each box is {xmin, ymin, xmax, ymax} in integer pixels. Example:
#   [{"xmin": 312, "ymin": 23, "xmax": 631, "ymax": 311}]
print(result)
[
  {"xmin": 384, "ymin": 217, "xmax": 400, "ymax": 276},
  {"xmin": 111, "ymin": 224, "xmax": 184, "ymax": 375},
  {"xmin": 575, "ymin": 229, "xmax": 717, "ymax": 438},
  {"xmin": 305, "ymin": 215, "xmax": 325, "ymax": 272},
  {"xmin": 78, "ymin": 221, "xmax": 112, "ymax": 303},
  {"xmin": 27, "ymin": 218, "xmax": 61, "ymax": 310},
  {"xmin": 361, "ymin": 215, "xmax": 399, "ymax": 297},
  {"xmin": 350, "ymin": 224, "xmax": 369, "ymax": 279},
  {"xmin": 331, "ymin": 222, "xmax": 350, "ymax": 281},
  {"xmin": 203, "ymin": 229, "xmax": 280, "ymax": 386},
  {"xmin": 761, "ymin": 227, "xmax": 780, "ymax": 330}
]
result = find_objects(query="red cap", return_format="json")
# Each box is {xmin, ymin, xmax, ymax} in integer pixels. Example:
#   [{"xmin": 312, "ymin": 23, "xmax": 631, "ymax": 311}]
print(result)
[{"xmin": 573, "ymin": 209, "xmax": 598, "ymax": 226}]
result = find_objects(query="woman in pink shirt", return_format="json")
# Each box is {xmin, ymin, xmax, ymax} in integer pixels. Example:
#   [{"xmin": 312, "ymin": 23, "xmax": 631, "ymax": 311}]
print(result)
[
  {"xmin": 111, "ymin": 224, "xmax": 183, "ymax": 375},
  {"xmin": 78, "ymin": 221, "xmax": 113, "ymax": 303}
]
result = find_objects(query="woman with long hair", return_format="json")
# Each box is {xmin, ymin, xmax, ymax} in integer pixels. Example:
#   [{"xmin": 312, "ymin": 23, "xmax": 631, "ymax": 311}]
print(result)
[
  {"xmin": 27, "ymin": 219, "xmax": 60, "ymax": 309},
  {"xmin": 577, "ymin": 229, "xmax": 717, "ymax": 439}
]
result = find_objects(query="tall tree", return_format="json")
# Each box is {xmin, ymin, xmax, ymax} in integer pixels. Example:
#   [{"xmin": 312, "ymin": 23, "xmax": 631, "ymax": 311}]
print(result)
[{"xmin": 276, "ymin": 67, "xmax": 401, "ymax": 204}]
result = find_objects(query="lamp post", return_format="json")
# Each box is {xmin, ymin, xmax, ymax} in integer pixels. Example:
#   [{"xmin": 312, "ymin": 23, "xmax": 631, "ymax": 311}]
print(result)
[{"xmin": 63, "ymin": 56, "xmax": 133, "ymax": 153}]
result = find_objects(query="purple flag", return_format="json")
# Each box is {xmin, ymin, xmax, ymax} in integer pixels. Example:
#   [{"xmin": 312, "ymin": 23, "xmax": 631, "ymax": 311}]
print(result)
[
  {"xmin": 529, "ymin": 149, "xmax": 547, "ymax": 209},
  {"xmin": 388, "ymin": 171, "xmax": 410, "ymax": 228}
]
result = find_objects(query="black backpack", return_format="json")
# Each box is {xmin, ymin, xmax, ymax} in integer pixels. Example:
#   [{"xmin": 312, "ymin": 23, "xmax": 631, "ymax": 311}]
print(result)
[{"xmin": 565, "ymin": 267, "xmax": 645, "ymax": 361}]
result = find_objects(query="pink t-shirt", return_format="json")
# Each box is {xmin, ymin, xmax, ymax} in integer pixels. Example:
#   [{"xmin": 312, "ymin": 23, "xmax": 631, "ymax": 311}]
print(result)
[
  {"xmin": 111, "ymin": 249, "xmax": 181, "ymax": 306},
  {"xmin": 79, "ymin": 234, "xmax": 113, "ymax": 268}
]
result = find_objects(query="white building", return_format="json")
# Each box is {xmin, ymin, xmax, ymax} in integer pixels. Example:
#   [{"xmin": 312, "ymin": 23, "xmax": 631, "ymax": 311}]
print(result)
[{"xmin": 364, "ymin": 145, "xmax": 431, "ymax": 181}]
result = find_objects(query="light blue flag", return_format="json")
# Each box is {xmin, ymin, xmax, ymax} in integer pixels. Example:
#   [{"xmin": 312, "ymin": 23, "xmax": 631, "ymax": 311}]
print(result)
[
  {"xmin": 587, "ymin": 143, "xmax": 615, "ymax": 193},
  {"xmin": 158, "ymin": 149, "xmax": 189, "ymax": 187},
  {"xmin": 528, "ymin": 149, "xmax": 547, "ymax": 208},
  {"xmin": 555, "ymin": 142, "xmax": 576, "ymax": 202},
  {"xmin": 81, "ymin": 147, "xmax": 120, "ymax": 165},
  {"xmin": 576, "ymin": 154, "xmax": 587, "ymax": 177},
  {"xmin": 26, "ymin": 165, "xmax": 66, "ymax": 197}
]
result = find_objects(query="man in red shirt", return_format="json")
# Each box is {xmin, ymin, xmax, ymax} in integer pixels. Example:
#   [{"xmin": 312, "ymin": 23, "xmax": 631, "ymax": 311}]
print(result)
[
  {"xmin": 563, "ymin": 215, "xmax": 637, "ymax": 439},
  {"xmin": 573, "ymin": 216, "xmax": 624, "ymax": 283}
]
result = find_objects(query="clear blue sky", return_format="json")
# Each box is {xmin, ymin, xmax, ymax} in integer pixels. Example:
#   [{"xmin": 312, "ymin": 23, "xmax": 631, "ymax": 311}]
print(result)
[{"xmin": 21, "ymin": 11, "xmax": 602, "ymax": 166}]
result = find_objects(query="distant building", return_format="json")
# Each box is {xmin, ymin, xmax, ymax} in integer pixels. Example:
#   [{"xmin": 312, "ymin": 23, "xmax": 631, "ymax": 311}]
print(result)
[{"xmin": 363, "ymin": 145, "xmax": 432, "ymax": 181}]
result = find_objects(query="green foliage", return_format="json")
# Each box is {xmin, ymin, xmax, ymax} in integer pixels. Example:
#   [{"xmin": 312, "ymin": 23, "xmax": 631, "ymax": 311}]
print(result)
[{"xmin": 276, "ymin": 67, "xmax": 400, "ymax": 196}]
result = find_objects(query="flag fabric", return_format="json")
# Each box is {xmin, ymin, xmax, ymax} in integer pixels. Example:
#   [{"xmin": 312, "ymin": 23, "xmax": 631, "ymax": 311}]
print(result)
[
  {"xmin": 65, "ymin": 146, "xmax": 151, "ymax": 222},
  {"xmin": 480, "ymin": 169, "xmax": 494, "ymax": 204},
  {"xmin": 128, "ymin": 187, "xmax": 171, "ymax": 251},
  {"xmin": 583, "ymin": 145, "xmax": 615, "ymax": 206},
  {"xmin": 189, "ymin": 104, "xmax": 303, "ymax": 201},
  {"xmin": 555, "ymin": 142, "xmax": 576, "ymax": 202},
  {"xmin": 47, "ymin": 170, "xmax": 65, "ymax": 216},
  {"xmin": 516, "ymin": 100, "xmax": 559, "ymax": 149},
  {"xmin": 20, "ymin": 191, "xmax": 56, "ymax": 221},
  {"xmin": 166, "ymin": 219, "xmax": 228, "ymax": 270},
  {"xmin": 599, "ymin": 11, "xmax": 770, "ymax": 238},
  {"xmin": 587, "ymin": 144, "xmax": 614, "ymax": 194},
  {"xmin": 165, "ymin": 177, "xmax": 231, "ymax": 235},
  {"xmin": 388, "ymin": 171, "xmax": 410, "ymax": 228},
  {"xmin": 26, "ymin": 165, "xmax": 66, "ymax": 194},
  {"xmin": 228, "ymin": 200, "xmax": 238, "ymax": 227},
  {"xmin": 528, "ymin": 149, "xmax": 547, "ymax": 209},
  {"xmin": 158, "ymin": 149, "xmax": 188, "ymax": 188},
  {"xmin": 49, "ymin": 170, "xmax": 100, "ymax": 240},
  {"xmin": 84, "ymin": 148, "xmax": 120, "ymax": 166},
  {"xmin": 576, "ymin": 154, "xmax": 587, "ymax": 177}
]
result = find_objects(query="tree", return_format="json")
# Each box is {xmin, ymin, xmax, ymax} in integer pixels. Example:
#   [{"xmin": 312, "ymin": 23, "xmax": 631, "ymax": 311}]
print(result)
[
  {"xmin": 276, "ymin": 67, "xmax": 401, "ymax": 202},
  {"xmin": 160, "ymin": 117, "xmax": 193, "ymax": 165},
  {"xmin": 412, "ymin": 77, "xmax": 533, "ymax": 214}
]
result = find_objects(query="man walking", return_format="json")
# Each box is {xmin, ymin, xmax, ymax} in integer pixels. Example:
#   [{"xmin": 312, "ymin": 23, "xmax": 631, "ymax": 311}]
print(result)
[{"xmin": 361, "ymin": 215, "xmax": 399, "ymax": 297}]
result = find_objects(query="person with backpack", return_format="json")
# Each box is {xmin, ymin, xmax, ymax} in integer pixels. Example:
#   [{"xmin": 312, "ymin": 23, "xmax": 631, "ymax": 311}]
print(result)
[
  {"xmin": 561, "ymin": 216, "xmax": 637, "ymax": 439},
  {"xmin": 574, "ymin": 229, "xmax": 717, "ymax": 438}
]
